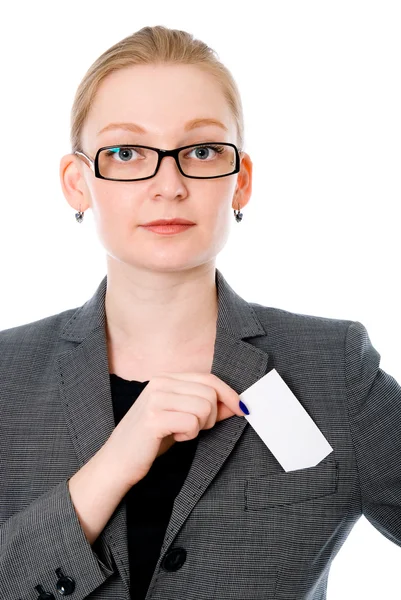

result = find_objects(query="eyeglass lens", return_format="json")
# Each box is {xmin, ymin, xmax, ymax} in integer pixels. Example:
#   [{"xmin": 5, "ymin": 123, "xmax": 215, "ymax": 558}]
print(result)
[{"xmin": 97, "ymin": 144, "xmax": 236, "ymax": 180}]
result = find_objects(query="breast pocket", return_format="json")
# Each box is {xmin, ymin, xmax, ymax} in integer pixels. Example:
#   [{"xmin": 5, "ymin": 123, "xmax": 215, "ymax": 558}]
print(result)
[{"xmin": 244, "ymin": 455, "xmax": 339, "ymax": 511}]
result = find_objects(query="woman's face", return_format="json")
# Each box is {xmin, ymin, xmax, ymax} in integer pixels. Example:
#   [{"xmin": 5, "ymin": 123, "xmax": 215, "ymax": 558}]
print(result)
[{"xmin": 61, "ymin": 63, "xmax": 252, "ymax": 273}]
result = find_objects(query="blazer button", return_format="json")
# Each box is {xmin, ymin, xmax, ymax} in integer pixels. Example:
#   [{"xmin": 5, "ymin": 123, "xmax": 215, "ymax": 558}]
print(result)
[
  {"xmin": 35, "ymin": 585, "xmax": 55, "ymax": 599},
  {"xmin": 55, "ymin": 568, "xmax": 76, "ymax": 595},
  {"xmin": 161, "ymin": 547, "xmax": 187, "ymax": 572}
]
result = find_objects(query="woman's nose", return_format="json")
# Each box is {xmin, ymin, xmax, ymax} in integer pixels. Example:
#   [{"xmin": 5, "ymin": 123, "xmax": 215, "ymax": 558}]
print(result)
[{"xmin": 156, "ymin": 154, "xmax": 181, "ymax": 177}]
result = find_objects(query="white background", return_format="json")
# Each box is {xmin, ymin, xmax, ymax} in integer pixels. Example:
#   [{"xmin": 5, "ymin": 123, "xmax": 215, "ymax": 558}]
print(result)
[{"xmin": 0, "ymin": 1, "xmax": 400, "ymax": 597}]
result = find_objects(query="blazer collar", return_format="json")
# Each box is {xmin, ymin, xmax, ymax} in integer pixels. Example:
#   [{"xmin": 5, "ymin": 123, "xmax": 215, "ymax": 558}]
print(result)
[{"xmin": 57, "ymin": 267, "xmax": 270, "ymax": 595}]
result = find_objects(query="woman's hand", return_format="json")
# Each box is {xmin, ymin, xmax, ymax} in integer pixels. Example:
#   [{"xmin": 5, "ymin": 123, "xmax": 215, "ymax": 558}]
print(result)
[{"xmin": 105, "ymin": 371, "xmax": 245, "ymax": 487}]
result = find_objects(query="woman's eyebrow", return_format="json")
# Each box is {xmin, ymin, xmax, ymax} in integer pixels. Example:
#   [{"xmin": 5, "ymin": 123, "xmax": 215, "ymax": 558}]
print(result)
[{"xmin": 97, "ymin": 118, "xmax": 228, "ymax": 136}]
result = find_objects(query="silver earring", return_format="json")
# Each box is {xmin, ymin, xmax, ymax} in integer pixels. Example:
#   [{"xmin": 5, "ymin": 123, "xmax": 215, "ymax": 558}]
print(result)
[
  {"xmin": 75, "ymin": 205, "xmax": 84, "ymax": 223},
  {"xmin": 234, "ymin": 202, "xmax": 243, "ymax": 223}
]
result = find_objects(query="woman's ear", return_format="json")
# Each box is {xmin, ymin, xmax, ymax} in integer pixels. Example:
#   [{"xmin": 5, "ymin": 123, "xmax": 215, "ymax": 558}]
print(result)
[
  {"xmin": 233, "ymin": 151, "xmax": 252, "ymax": 211},
  {"xmin": 59, "ymin": 154, "xmax": 90, "ymax": 212}
]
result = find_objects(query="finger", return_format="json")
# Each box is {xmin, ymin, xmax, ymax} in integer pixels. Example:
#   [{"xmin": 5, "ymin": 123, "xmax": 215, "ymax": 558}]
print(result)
[
  {"xmin": 203, "ymin": 396, "xmax": 218, "ymax": 429},
  {"xmin": 152, "ymin": 379, "xmax": 217, "ymax": 427},
  {"xmin": 157, "ymin": 392, "xmax": 214, "ymax": 430},
  {"xmin": 157, "ymin": 411, "xmax": 201, "ymax": 441},
  {"xmin": 157, "ymin": 371, "xmax": 244, "ymax": 417},
  {"xmin": 216, "ymin": 402, "xmax": 237, "ymax": 422}
]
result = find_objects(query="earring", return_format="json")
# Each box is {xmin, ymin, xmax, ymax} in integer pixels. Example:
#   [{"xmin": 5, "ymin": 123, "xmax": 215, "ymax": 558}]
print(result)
[
  {"xmin": 233, "ymin": 202, "xmax": 243, "ymax": 223},
  {"xmin": 75, "ymin": 205, "xmax": 84, "ymax": 223}
]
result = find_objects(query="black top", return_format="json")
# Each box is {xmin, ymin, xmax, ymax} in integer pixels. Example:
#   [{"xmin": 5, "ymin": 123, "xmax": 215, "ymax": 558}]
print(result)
[{"xmin": 110, "ymin": 373, "xmax": 199, "ymax": 599}]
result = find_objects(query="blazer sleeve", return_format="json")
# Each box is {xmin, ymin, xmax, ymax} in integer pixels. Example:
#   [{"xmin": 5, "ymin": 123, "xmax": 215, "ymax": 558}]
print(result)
[
  {"xmin": 0, "ymin": 476, "xmax": 115, "ymax": 600},
  {"xmin": 345, "ymin": 320, "xmax": 401, "ymax": 545}
]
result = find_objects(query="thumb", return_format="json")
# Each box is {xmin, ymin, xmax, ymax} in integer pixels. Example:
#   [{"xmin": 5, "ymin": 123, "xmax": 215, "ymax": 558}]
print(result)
[{"xmin": 216, "ymin": 402, "xmax": 241, "ymax": 422}]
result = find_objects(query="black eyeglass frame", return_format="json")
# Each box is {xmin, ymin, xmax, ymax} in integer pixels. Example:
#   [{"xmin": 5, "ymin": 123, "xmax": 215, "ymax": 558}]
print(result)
[{"xmin": 74, "ymin": 142, "xmax": 242, "ymax": 182}]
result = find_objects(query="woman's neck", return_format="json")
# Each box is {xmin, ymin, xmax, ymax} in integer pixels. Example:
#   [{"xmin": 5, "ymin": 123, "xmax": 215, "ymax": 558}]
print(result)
[{"xmin": 104, "ymin": 262, "xmax": 218, "ymax": 357}]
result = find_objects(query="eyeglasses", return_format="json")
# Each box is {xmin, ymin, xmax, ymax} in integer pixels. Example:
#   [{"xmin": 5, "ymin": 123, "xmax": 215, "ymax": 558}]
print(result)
[{"xmin": 74, "ymin": 142, "xmax": 242, "ymax": 181}]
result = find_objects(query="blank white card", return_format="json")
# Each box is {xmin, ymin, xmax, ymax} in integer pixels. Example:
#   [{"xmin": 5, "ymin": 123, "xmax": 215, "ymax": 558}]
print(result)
[{"xmin": 239, "ymin": 368, "xmax": 333, "ymax": 472}]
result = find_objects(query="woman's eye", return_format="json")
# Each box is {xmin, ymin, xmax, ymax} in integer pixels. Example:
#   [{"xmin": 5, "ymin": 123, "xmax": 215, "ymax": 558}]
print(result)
[
  {"xmin": 106, "ymin": 147, "xmax": 139, "ymax": 161},
  {"xmin": 187, "ymin": 145, "xmax": 224, "ymax": 160}
]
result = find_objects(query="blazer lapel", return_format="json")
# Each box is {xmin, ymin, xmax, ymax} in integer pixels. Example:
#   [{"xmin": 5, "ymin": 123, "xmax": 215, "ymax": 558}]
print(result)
[{"xmin": 57, "ymin": 268, "xmax": 270, "ymax": 594}]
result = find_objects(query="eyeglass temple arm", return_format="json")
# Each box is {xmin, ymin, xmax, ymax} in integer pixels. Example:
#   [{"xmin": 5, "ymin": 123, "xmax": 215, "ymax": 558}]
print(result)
[{"xmin": 74, "ymin": 151, "xmax": 95, "ymax": 171}]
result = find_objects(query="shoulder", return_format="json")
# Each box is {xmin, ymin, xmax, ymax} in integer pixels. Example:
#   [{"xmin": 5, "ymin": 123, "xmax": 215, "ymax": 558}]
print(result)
[
  {"xmin": 0, "ymin": 307, "xmax": 78, "ymax": 342},
  {"xmin": 0, "ymin": 307, "xmax": 80, "ymax": 367},
  {"xmin": 249, "ymin": 300, "xmax": 355, "ymax": 342},
  {"xmin": 247, "ymin": 302, "xmax": 375, "ymax": 382}
]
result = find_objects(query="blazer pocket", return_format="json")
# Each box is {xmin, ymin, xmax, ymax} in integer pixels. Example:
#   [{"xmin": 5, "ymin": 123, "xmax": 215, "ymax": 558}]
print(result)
[{"xmin": 245, "ymin": 455, "xmax": 339, "ymax": 511}]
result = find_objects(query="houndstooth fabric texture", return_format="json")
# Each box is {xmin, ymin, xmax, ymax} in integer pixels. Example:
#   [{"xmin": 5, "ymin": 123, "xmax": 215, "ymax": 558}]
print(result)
[{"xmin": 1, "ymin": 268, "xmax": 401, "ymax": 599}]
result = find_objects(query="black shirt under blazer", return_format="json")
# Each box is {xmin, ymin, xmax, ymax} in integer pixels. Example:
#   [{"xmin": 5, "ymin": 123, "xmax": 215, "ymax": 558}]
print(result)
[{"xmin": 110, "ymin": 373, "xmax": 199, "ymax": 600}]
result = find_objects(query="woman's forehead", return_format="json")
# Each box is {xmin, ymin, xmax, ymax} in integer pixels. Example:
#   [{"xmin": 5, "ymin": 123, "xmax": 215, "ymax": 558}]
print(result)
[
  {"xmin": 82, "ymin": 65, "xmax": 235, "ymax": 148},
  {"xmin": 94, "ymin": 66, "xmax": 228, "ymax": 116}
]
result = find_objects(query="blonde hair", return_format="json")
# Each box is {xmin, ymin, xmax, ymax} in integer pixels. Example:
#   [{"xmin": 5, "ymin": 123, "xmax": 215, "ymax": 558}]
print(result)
[{"xmin": 70, "ymin": 25, "xmax": 244, "ymax": 154}]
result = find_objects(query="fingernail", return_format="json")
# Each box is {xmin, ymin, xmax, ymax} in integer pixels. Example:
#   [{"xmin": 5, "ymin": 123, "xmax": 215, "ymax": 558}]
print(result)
[{"xmin": 239, "ymin": 400, "xmax": 250, "ymax": 415}]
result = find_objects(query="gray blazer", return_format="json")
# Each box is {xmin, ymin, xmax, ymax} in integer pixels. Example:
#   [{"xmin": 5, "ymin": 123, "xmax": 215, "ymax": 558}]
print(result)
[{"xmin": 1, "ymin": 268, "xmax": 401, "ymax": 600}]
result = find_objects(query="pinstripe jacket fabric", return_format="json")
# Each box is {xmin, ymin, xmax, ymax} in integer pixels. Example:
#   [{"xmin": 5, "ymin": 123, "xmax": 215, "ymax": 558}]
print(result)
[{"xmin": 1, "ymin": 267, "xmax": 401, "ymax": 600}]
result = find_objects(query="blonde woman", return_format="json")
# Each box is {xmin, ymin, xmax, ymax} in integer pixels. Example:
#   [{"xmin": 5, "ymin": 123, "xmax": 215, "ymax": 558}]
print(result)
[{"xmin": 1, "ymin": 25, "xmax": 400, "ymax": 600}]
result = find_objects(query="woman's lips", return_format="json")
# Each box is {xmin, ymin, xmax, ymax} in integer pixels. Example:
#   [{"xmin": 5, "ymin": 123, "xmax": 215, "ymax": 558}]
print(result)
[{"xmin": 141, "ymin": 224, "xmax": 195, "ymax": 234}]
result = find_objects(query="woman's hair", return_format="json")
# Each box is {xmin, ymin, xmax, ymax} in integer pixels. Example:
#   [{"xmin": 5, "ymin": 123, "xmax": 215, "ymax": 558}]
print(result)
[{"xmin": 70, "ymin": 25, "xmax": 244, "ymax": 154}]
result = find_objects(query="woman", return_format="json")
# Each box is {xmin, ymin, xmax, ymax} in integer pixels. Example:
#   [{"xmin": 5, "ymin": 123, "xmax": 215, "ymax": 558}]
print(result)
[{"xmin": 1, "ymin": 25, "xmax": 400, "ymax": 600}]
